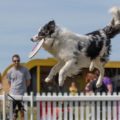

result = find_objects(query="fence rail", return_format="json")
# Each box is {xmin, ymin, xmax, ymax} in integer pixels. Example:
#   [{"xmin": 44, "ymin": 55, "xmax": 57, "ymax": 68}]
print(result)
[{"xmin": 0, "ymin": 92, "xmax": 120, "ymax": 120}]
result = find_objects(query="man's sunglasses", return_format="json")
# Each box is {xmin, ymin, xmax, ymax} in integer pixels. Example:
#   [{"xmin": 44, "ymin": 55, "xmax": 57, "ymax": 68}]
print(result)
[{"xmin": 13, "ymin": 60, "xmax": 20, "ymax": 62}]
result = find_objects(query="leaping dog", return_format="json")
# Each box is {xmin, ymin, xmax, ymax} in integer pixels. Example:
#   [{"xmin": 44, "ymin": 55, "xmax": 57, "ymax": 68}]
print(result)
[{"xmin": 31, "ymin": 6, "xmax": 120, "ymax": 87}]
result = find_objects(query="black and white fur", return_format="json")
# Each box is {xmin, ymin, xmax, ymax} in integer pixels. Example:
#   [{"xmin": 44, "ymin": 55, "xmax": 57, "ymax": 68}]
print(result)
[{"xmin": 31, "ymin": 6, "xmax": 120, "ymax": 87}]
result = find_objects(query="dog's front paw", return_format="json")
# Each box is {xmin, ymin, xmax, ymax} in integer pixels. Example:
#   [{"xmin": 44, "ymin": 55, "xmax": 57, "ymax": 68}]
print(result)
[
  {"xmin": 45, "ymin": 77, "xmax": 51, "ymax": 83},
  {"xmin": 96, "ymin": 81, "xmax": 102, "ymax": 88}
]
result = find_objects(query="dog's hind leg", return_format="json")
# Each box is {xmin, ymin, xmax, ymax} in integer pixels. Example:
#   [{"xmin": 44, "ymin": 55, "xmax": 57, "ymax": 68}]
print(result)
[
  {"xmin": 45, "ymin": 61, "xmax": 64, "ymax": 83},
  {"xmin": 94, "ymin": 59, "xmax": 105, "ymax": 88},
  {"xmin": 58, "ymin": 59, "xmax": 77, "ymax": 86}
]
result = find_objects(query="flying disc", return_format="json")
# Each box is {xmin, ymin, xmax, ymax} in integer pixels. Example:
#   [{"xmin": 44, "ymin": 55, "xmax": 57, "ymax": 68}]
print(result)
[{"xmin": 28, "ymin": 39, "xmax": 44, "ymax": 58}]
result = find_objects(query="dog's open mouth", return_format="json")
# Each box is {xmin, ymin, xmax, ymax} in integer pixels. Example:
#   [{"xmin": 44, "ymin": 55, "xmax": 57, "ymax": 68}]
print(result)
[{"xmin": 28, "ymin": 39, "xmax": 44, "ymax": 58}]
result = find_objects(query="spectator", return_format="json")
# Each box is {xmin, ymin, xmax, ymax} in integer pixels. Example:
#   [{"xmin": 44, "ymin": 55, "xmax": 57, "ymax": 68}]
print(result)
[
  {"xmin": 84, "ymin": 72, "xmax": 96, "ymax": 94},
  {"xmin": 69, "ymin": 82, "xmax": 78, "ymax": 95},
  {"xmin": 103, "ymin": 76, "xmax": 113, "ymax": 93},
  {"xmin": 84, "ymin": 71, "xmax": 108, "ymax": 94},
  {"xmin": 85, "ymin": 70, "xmax": 112, "ymax": 119},
  {"xmin": 90, "ymin": 78, "xmax": 108, "ymax": 94},
  {"xmin": 7, "ymin": 54, "xmax": 31, "ymax": 120},
  {"xmin": 94, "ymin": 70, "xmax": 113, "ymax": 93}
]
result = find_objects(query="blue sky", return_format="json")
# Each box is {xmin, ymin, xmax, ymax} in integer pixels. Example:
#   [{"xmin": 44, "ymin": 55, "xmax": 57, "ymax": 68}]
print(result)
[{"xmin": 0, "ymin": 0, "xmax": 120, "ymax": 73}]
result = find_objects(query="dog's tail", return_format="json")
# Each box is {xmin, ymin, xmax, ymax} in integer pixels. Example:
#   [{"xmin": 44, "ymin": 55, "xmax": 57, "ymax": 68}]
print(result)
[
  {"xmin": 109, "ymin": 6, "xmax": 120, "ymax": 25},
  {"xmin": 103, "ymin": 6, "xmax": 120, "ymax": 39}
]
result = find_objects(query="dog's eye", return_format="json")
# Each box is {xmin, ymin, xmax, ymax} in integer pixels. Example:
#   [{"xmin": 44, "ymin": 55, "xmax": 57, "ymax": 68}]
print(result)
[{"xmin": 38, "ymin": 31, "xmax": 45, "ymax": 36}]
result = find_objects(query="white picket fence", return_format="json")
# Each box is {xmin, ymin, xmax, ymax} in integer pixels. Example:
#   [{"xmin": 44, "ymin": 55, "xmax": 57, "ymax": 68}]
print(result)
[{"xmin": 0, "ymin": 92, "xmax": 120, "ymax": 120}]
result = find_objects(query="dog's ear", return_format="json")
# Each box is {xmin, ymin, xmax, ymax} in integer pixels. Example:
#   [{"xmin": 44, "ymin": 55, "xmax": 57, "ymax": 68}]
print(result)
[
  {"xmin": 47, "ymin": 20, "xmax": 55, "ymax": 35},
  {"xmin": 48, "ymin": 20, "xmax": 55, "ymax": 26}
]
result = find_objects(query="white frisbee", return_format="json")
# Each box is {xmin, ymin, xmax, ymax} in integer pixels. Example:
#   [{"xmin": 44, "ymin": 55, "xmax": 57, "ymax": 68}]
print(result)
[{"xmin": 28, "ymin": 39, "xmax": 44, "ymax": 59}]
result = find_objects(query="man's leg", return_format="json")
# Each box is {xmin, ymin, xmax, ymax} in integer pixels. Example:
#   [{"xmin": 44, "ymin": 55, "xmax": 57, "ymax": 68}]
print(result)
[
  {"xmin": 18, "ymin": 101, "xmax": 24, "ymax": 120},
  {"xmin": 13, "ymin": 101, "xmax": 18, "ymax": 120},
  {"xmin": 20, "ymin": 110, "xmax": 24, "ymax": 120}
]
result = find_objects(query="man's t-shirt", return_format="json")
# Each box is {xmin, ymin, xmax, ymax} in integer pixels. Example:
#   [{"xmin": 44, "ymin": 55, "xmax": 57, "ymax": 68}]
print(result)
[{"xmin": 7, "ymin": 66, "xmax": 31, "ymax": 95}]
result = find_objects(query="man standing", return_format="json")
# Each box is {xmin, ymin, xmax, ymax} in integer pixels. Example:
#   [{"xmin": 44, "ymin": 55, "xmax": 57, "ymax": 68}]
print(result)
[{"xmin": 7, "ymin": 54, "xmax": 31, "ymax": 120}]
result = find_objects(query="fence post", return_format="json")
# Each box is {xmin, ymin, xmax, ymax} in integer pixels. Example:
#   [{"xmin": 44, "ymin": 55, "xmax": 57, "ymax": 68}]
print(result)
[
  {"xmin": 118, "ymin": 92, "xmax": 120, "ymax": 120},
  {"xmin": 74, "ymin": 93, "xmax": 79, "ymax": 120},
  {"xmin": 47, "ymin": 92, "xmax": 52, "ymax": 120},
  {"xmin": 36, "ymin": 93, "xmax": 40, "ymax": 120},
  {"xmin": 80, "ymin": 92, "xmax": 85, "ymax": 120},
  {"xmin": 24, "ymin": 93, "xmax": 28, "ymax": 120},
  {"xmin": 58, "ymin": 92, "xmax": 63, "ymax": 120},
  {"xmin": 69, "ymin": 94, "xmax": 73, "ymax": 120},
  {"xmin": 41, "ymin": 93, "xmax": 47, "ymax": 120},
  {"xmin": 63, "ymin": 93, "xmax": 68, "ymax": 120},
  {"xmin": 30, "ymin": 92, "xmax": 34, "ymax": 120},
  {"xmin": 107, "ymin": 93, "xmax": 112, "ymax": 120},
  {"xmin": 113, "ymin": 92, "xmax": 117, "ymax": 120},
  {"xmin": 53, "ymin": 93, "xmax": 57, "ymax": 120},
  {"xmin": 96, "ymin": 93, "xmax": 101, "ymax": 120},
  {"xmin": 3, "ymin": 92, "xmax": 6, "ymax": 120},
  {"xmin": 102, "ymin": 92, "xmax": 106, "ymax": 120}
]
